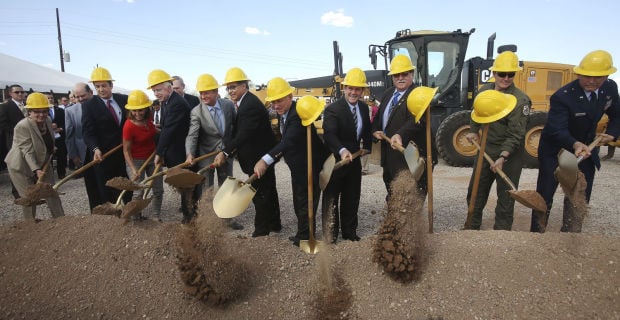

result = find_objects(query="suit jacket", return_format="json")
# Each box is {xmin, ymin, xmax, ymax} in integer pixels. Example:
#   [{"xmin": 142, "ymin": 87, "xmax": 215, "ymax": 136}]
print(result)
[
  {"xmin": 223, "ymin": 91, "xmax": 276, "ymax": 174},
  {"xmin": 267, "ymin": 102, "xmax": 329, "ymax": 179},
  {"xmin": 0, "ymin": 100, "xmax": 25, "ymax": 150},
  {"xmin": 372, "ymin": 86, "xmax": 416, "ymax": 167},
  {"xmin": 157, "ymin": 91, "xmax": 190, "ymax": 166},
  {"xmin": 82, "ymin": 93, "xmax": 128, "ymax": 154},
  {"xmin": 539, "ymin": 78, "xmax": 620, "ymax": 169},
  {"xmin": 322, "ymin": 97, "xmax": 372, "ymax": 161},
  {"xmin": 183, "ymin": 93, "xmax": 200, "ymax": 109},
  {"xmin": 65, "ymin": 102, "xmax": 86, "ymax": 162},
  {"xmin": 51, "ymin": 105, "xmax": 66, "ymax": 144},
  {"xmin": 185, "ymin": 98, "xmax": 235, "ymax": 167},
  {"xmin": 5, "ymin": 117, "xmax": 54, "ymax": 176}
]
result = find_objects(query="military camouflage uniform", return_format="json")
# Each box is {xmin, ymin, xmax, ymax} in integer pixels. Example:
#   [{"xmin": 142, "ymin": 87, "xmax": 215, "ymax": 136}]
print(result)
[{"xmin": 466, "ymin": 83, "xmax": 531, "ymax": 230}]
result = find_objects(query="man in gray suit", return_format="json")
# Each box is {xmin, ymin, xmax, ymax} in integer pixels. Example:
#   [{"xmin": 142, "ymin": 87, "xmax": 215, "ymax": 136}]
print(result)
[
  {"xmin": 65, "ymin": 83, "xmax": 90, "ymax": 170},
  {"xmin": 185, "ymin": 73, "xmax": 242, "ymax": 230}
]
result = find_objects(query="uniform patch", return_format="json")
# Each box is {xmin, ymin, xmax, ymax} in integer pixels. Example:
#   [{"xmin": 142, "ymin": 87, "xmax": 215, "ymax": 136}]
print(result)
[{"xmin": 522, "ymin": 104, "xmax": 531, "ymax": 116}]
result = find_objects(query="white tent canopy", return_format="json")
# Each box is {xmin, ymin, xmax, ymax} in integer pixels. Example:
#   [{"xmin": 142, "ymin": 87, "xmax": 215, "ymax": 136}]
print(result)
[{"xmin": 0, "ymin": 52, "xmax": 91, "ymax": 95}]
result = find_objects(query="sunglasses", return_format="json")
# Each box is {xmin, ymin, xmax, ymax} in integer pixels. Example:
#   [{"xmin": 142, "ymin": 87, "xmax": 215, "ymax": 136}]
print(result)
[
  {"xmin": 12, "ymin": 91, "xmax": 25, "ymax": 94},
  {"xmin": 496, "ymin": 72, "xmax": 515, "ymax": 78}
]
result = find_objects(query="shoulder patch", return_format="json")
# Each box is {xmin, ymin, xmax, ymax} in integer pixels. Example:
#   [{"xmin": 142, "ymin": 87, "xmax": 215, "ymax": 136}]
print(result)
[{"xmin": 522, "ymin": 105, "xmax": 531, "ymax": 116}]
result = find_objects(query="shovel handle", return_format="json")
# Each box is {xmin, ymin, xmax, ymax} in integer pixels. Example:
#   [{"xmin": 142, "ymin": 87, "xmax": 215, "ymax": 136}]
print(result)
[
  {"xmin": 245, "ymin": 173, "xmax": 259, "ymax": 185},
  {"xmin": 143, "ymin": 150, "xmax": 221, "ymax": 181},
  {"xmin": 53, "ymin": 144, "xmax": 123, "ymax": 190},
  {"xmin": 333, "ymin": 150, "xmax": 363, "ymax": 171},
  {"xmin": 378, "ymin": 132, "xmax": 405, "ymax": 153},
  {"xmin": 143, "ymin": 163, "xmax": 163, "ymax": 199},
  {"xmin": 576, "ymin": 136, "xmax": 603, "ymax": 162},
  {"xmin": 471, "ymin": 140, "xmax": 517, "ymax": 191}
]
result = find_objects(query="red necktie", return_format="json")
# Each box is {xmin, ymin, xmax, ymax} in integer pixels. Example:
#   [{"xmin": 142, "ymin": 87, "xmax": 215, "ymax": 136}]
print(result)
[{"xmin": 107, "ymin": 99, "xmax": 119, "ymax": 125}]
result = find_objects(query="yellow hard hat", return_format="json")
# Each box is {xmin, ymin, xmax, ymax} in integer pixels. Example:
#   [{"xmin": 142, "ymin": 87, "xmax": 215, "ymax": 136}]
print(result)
[
  {"xmin": 196, "ymin": 73, "xmax": 220, "ymax": 92},
  {"xmin": 223, "ymin": 67, "xmax": 250, "ymax": 85},
  {"xmin": 265, "ymin": 77, "xmax": 294, "ymax": 102},
  {"xmin": 407, "ymin": 86, "xmax": 438, "ymax": 123},
  {"xmin": 342, "ymin": 68, "xmax": 369, "ymax": 87},
  {"xmin": 573, "ymin": 50, "xmax": 617, "ymax": 76},
  {"xmin": 125, "ymin": 90, "xmax": 152, "ymax": 110},
  {"xmin": 25, "ymin": 92, "xmax": 51, "ymax": 109},
  {"xmin": 296, "ymin": 95, "xmax": 324, "ymax": 126},
  {"xmin": 490, "ymin": 51, "xmax": 522, "ymax": 72},
  {"xmin": 471, "ymin": 90, "xmax": 517, "ymax": 124},
  {"xmin": 388, "ymin": 55, "xmax": 416, "ymax": 75},
  {"xmin": 147, "ymin": 69, "xmax": 173, "ymax": 89},
  {"xmin": 90, "ymin": 67, "xmax": 114, "ymax": 82}
]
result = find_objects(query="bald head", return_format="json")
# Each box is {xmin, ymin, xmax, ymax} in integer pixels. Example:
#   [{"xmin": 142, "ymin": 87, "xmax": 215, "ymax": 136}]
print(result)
[{"xmin": 73, "ymin": 82, "xmax": 93, "ymax": 103}]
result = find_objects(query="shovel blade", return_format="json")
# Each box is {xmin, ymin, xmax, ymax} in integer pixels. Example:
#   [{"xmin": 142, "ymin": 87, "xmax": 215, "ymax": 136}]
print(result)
[
  {"xmin": 318, "ymin": 155, "xmax": 336, "ymax": 190},
  {"xmin": 213, "ymin": 177, "xmax": 256, "ymax": 218},
  {"xmin": 508, "ymin": 190, "xmax": 547, "ymax": 212},
  {"xmin": 403, "ymin": 143, "xmax": 426, "ymax": 181},
  {"xmin": 299, "ymin": 239, "xmax": 322, "ymax": 254},
  {"xmin": 555, "ymin": 149, "xmax": 579, "ymax": 190}
]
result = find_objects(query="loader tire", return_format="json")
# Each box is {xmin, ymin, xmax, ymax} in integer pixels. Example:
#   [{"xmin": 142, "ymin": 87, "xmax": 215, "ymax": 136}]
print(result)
[
  {"xmin": 522, "ymin": 112, "xmax": 547, "ymax": 169},
  {"xmin": 436, "ymin": 110, "xmax": 476, "ymax": 167}
]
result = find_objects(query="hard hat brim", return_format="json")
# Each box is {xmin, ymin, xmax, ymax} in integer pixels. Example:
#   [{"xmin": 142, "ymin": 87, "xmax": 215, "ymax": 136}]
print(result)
[
  {"xmin": 573, "ymin": 66, "xmax": 617, "ymax": 76},
  {"xmin": 471, "ymin": 94, "xmax": 517, "ymax": 124}
]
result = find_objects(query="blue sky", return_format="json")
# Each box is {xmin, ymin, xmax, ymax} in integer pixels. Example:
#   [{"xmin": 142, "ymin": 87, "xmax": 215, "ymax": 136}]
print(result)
[{"xmin": 1, "ymin": 0, "xmax": 619, "ymax": 96}]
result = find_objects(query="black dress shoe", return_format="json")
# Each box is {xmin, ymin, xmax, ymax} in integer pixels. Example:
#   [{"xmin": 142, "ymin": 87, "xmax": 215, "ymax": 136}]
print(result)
[
  {"xmin": 270, "ymin": 224, "xmax": 282, "ymax": 233},
  {"xmin": 343, "ymin": 235, "xmax": 361, "ymax": 241},
  {"xmin": 251, "ymin": 231, "xmax": 269, "ymax": 238},
  {"xmin": 228, "ymin": 221, "xmax": 244, "ymax": 230}
]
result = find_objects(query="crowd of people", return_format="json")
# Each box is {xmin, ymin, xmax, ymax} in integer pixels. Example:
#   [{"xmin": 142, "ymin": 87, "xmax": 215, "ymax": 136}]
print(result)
[{"xmin": 0, "ymin": 49, "xmax": 618, "ymax": 244}]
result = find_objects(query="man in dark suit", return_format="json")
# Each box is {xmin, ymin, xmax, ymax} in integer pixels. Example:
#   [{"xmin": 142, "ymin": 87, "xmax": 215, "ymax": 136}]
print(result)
[
  {"xmin": 254, "ymin": 78, "xmax": 329, "ymax": 246},
  {"xmin": 0, "ymin": 84, "xmax": 26, "ymax": 197},
  {"xmin": 214, "ymin": 67, "xmax": 280, "ymax": 237},
  {"xmin": 82, "ymin": 67, "xmax": 131, "ymax": 210},
  {"xmin": 149, "ymin": 69, "xmax": 192, "ymax": 223},
  {"xmin": 532, "ymin": 50, "xmax": 619, "ymax": 233},
  {"xmin": 172, "ymin": 76, "xmax": 200, "ymax": 108},
  {"xmin": 185, "ymin": 73, "xmax": 241, "ymax": 229},
  {"xmin": 46, "ymin": 93, "xmax": 67, "ymax": 179},
  {"xmin": 321, "ymin": 68, "xmax": 372, "ymax": 243}
]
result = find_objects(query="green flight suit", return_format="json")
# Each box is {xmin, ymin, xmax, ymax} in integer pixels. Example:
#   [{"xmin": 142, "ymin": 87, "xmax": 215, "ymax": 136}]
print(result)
[{"xmin": 466, "ymin": 83, "xmax": 531, "ymax": 230}]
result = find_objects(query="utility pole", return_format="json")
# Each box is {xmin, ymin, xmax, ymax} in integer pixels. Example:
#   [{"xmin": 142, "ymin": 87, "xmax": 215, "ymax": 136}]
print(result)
[{"xmin": 56, "ymin": 8, "xmax": 65, "ymax": 72}]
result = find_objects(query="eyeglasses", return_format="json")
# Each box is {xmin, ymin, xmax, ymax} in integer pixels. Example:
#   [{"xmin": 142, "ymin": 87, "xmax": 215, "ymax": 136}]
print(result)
[
  {"xmin": 12, "ymin": 91, "xmax": 25, "ymax": 94},
  {"xmin": 226, "ymin": 84, "xmax": 241, "ymax": 92},
  {"xmin": 496, "ymin": 72, "xmax": 515, "ymax": 79}
]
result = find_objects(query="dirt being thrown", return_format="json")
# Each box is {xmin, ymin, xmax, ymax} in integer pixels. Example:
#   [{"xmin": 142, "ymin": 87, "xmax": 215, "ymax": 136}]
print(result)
[
  {"xmin": 309, "ymin": 245, "xmax": 354, "ymax": 319},
  {"xmin": 372, "ymin": 171, "xmax": 429, "ymax": 283},
  {"xmin": 176, "ymin": 188, "xmax": 252, "ymax": 305},
  {"xmin": 558, "ymin": 171, "xmax": 589, "ymax": 232}
]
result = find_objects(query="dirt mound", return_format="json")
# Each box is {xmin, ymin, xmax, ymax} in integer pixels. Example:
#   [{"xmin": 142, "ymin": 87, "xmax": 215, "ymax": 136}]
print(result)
[{"xmin": 372, "ymin": 172, "xmax": 428, "ymax": 283}]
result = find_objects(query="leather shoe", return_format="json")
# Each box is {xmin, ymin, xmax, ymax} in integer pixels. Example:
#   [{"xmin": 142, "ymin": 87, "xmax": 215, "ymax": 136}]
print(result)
[
  {"xmin": 251, "ymin": 231, "xmax": 269, "ymax": 238},
  {"xmin": 270, "ymin": 224, "xmax": 282, "ymax": 233},
  {"xmin": 228, "ymin": 221, "xmax": 244, "ymax": 230},
  {"xmin": 343, "ymin": 235, "xmax": 361, "ymax": 241}
]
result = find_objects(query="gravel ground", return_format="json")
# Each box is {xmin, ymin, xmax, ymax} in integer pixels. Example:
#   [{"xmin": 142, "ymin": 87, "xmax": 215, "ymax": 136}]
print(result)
[{"xmin": 2, "ymin": 146, "xmax": 619, "ymax": 237}]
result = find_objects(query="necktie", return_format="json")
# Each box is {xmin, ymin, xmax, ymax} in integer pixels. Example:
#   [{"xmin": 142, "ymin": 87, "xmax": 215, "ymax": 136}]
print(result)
[
  {"xmin": 211, "ymin": 107, "xmax": 224, "ymax": 136},
  {"xmin": 280, "ymin": 116, "xmax": 286, "ymax": 135},
  {"xmin": 352, "ymin": 106, "xmax": 359, "ymax": 128},
  {"xmin": 49, "ymin": 108, "xmax": 54, "ymax": 121},
  {"xmin": 388, "ymin": 91, "xmax": 401, "ymax": 117},
  {"xmin": 590, "ymin": 91, "xmax": 598, "ymax": 103},
  {"xmin": 107, "ymin": 99, "xmax": 119, "ymax": 125}
]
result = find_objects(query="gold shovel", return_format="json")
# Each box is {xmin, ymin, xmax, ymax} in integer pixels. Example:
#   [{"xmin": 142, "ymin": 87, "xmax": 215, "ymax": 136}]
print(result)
[
  {"xmin": 212, "ymin": 174, "xmax": 259, "ymax": 218},
  {"xmin": 378, "ymin": 132, "xmax": 425, "ymax": 181},
  {"xmin": 472, "ymin": 140, "xmax": 547, "ymax": 212},
  {"xmin": 555, "ymin": 137, "xmax": 602, "ymax": 190},
  {"xmin": 300, "ymin": 125, "xmax": 322, "ymax": 254},
  {"xmin": 318, "ymin": 149, "xmax": 363, "ymax": 191}
]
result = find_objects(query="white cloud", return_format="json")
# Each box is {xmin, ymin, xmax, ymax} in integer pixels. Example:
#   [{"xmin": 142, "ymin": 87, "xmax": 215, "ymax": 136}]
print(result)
[
  {"xmin": 244, "ymin": 27, "xmax": 270, "ymax": 36},
  {"xmin": 321, "ymin": 9, "xmax": 354, "ymax": 28}
]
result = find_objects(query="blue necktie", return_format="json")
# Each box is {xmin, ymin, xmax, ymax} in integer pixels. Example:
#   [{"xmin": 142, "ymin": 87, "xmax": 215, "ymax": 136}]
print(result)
[
  {"xmin": 388, "ymin": 91, "xmax": 401, "ymax": 117},
  {"xmin": 210, "ymin": 107, "xmax": 223, "ymax": 136}
]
